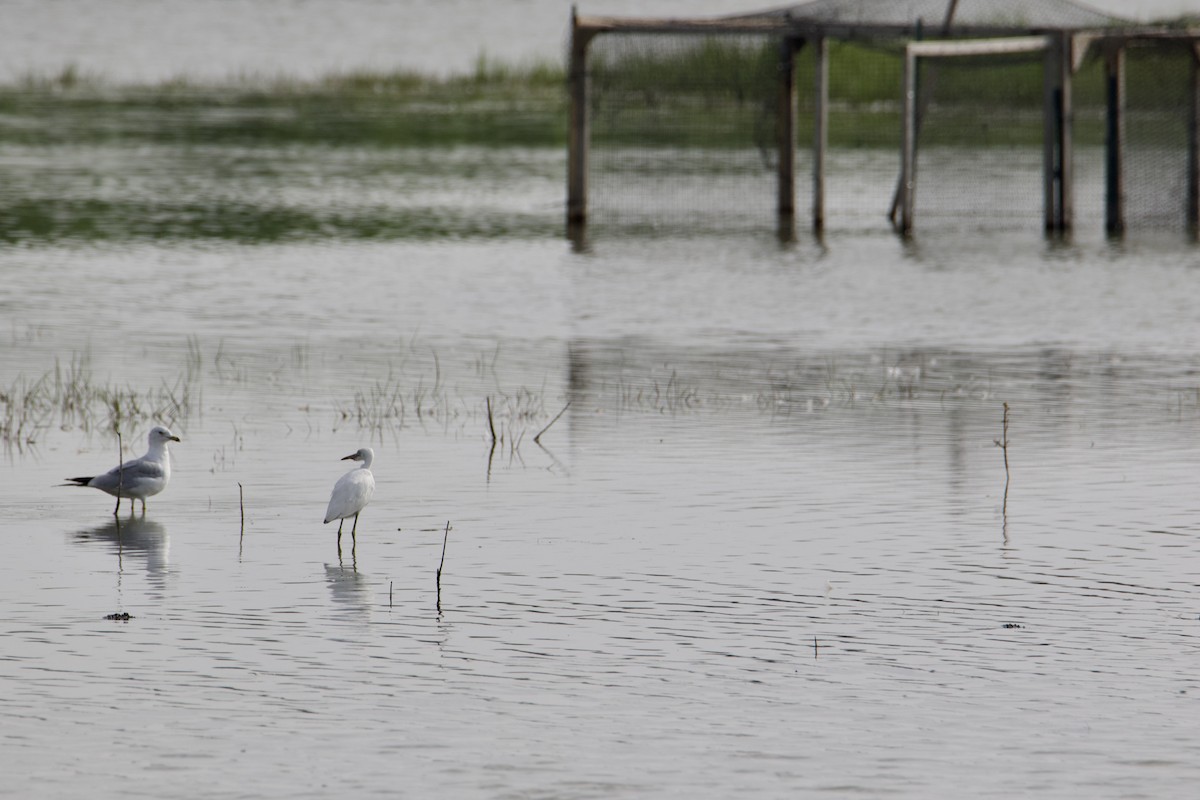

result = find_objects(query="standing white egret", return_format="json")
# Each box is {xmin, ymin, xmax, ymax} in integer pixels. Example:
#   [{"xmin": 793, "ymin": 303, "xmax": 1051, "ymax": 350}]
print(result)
[
  {"xmin": 324, "ymin": 447, "xmax": 375, "ymax": 548},
  {"xmin": 63, "ymin": 425, "xmax": 181, "ymax": 515}
]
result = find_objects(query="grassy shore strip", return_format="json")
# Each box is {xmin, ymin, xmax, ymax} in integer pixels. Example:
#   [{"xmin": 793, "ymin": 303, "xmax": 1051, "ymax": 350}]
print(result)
[
  {"xmin": 0, "ymin": 57, "xmax": 570, "ymax": 147},
  {"xmin": 0, "ymin": 43, "xmax": 1191, "ymax": 150},
  {"xmin": 0, "ymin": 199, "xmax": 560, "ymax": 244}
]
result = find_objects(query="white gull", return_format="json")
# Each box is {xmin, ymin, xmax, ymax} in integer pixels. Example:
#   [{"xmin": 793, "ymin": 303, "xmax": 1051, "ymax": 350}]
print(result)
[{"xmin": 64, "ymin": 425, "xmax": 181, "ymax": 514}]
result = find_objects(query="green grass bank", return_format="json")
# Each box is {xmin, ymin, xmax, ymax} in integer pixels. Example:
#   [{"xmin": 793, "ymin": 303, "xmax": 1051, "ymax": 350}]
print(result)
[{"xmin": 0, "ymin": 41, "xmax": 1194, "ymax": 150}]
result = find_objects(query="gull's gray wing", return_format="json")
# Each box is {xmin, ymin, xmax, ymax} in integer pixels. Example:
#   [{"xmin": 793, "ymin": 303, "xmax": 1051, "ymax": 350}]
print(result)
[{"xmin": 88, "ymin": 458, "xmax": 167, "ymax": 493}]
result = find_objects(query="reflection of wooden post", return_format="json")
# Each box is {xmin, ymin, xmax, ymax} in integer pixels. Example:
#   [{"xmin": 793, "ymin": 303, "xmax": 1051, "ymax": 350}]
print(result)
[
  {"xmin": 813, "ymin": 35, "xmax": 828, "ymax": 233},
  {"xmin": 899, "ymin": 45, "xmax": 917, "ymax": 235},
  {"xmin": 1105, "ymin": 42, "xmax": 1125, "ymax": 236},
  {"xmin": 567, "ymin": 9, "xmax": 594, "ymax": 229},
  {"xmin": 777, "ymin": 37, "xmax": 797, "ymax": 224},
  {"xmin": 1189, "ymin": 43, "xmax": 1200, "ymax": 237}
]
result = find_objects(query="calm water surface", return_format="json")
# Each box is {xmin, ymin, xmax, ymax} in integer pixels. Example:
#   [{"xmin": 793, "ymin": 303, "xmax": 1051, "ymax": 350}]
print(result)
[{"xmin": 5, "ymin": 191, "xmax": 1200, "ymax": 797}]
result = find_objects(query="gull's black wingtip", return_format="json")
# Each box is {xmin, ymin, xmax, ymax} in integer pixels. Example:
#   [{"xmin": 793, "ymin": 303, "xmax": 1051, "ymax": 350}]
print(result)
[{"xmin": 62, "ymin": 476, "xmax": 93, "ymax": 487}]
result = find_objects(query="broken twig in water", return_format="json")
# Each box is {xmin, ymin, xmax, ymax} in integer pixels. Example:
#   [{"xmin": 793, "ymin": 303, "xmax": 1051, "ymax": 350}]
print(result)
[
  {"xmin": 114, "ymin": 429, "xmax": 124, "ymax": 517},
  {"xmin": 436, "ymin": 520, "xmax": 451, "ymax": 613},
  {"xmin": 994, "ymin": 402, "xmax": 1010, "ymax": 478},
  {"xmin": 485, "ymin": 396, "xmax": 497, "ymax": 483},
  {"xmin": 238, "ymin": 482, "xmax": 245, "ymax": 530},
  {"xmin": 994, "ymin": 402, "xmax": 1011, "ymax": 539},
  {"xmin": 533, "ymin": 399, "xmax": 572, "ymax": 445},
  {"xmin": 485, "ymin": 396, "xmax": 497, "ymax": 444}
]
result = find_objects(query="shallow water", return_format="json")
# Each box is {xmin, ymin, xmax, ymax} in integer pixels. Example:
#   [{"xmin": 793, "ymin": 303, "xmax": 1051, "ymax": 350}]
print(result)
[{"xmin": 5, "ymin": 175, "xmax": 1200, "ymax": 797}]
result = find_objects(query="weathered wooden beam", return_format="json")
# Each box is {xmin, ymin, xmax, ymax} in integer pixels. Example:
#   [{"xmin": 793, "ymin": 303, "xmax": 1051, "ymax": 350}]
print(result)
[
  {"xmin": 777, "ymin": 37, "xmax": 797, "ymax": 224},
  {"xmin": 566, "ymin": 9, "xmax": 595, "ymax": 228},
  {"xmin": 1038, "ymin": 33, "xmax": 1075, "ymax": 234},
  {"xmin": 573, "ymin": 14, "xmax": 1140, "ymax": 43},
  {"xmin": 1189, "ymin": 43, "xmax": 1200, "ymax": 238},
  {"xmin": 813, "ymin": 35, "xmax": 828, "ymax": 233},
  {"xmin": 1043, "ymin": 41, "xmax": 1059, "ymax": 231},
  {"xmin": 1059, "ymin": 32, "xmax": 1074, "ymax": 232},
  {"xmin": 1104, "ymin": 43, "xmax": 1125, "ymax": 236},
  {"xmin": 908, "ymin": 35, "xmax": 1049, "ymax": 57},
  {"xmin": 899, "ymin": 46, "xmax": 917, "ymax": 235}
]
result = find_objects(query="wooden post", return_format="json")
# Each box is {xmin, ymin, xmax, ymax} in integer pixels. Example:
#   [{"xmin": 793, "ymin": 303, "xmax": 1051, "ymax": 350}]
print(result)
[
  {"xmin": 777, "ymin": 37, "xmax": 798, "ymax": 228},
  {"xmin": 1105, "ymin": 42, "xmax": 1126, "ymax": 236},
  {"xmin": 899, "ymin": 45, "xmax": 917, "ymax": 235},
  {"xmin": 1189, "ymin": 42, "xmax": 1200, "ymax": 238},
  {"xmin": 567, "ymin": 8, "xmax": 594, "ymax": 230},
  {"xmin": 1040, "ymin": 32, "xmax": 1074, "ymax": 234},
  {"xmin": 1043, "ymin": 40, "xmax": 1060, "ymax": 232},
  {"xmin": 813, "ymin": 35, "xmax": 828, "ymax": 233},
  {"xmin": 1059, "ymin": 32, "xmax": 1074, "ymax": 232}
]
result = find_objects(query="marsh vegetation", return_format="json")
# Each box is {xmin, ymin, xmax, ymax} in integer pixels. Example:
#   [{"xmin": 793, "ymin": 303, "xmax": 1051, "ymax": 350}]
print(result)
[{"xmin": 0, "ymin": 355, "xmax": 195, "ymax": 452}]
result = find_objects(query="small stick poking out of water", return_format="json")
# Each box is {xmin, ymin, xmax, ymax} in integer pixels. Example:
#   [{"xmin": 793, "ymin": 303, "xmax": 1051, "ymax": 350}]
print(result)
[
  {"xmin": 485, "ymin": 396, "xmax": 497, "ymax": 444},
  {"xmin": 995, "ymin": 402, "xmax": 1010, "ymax": 479},
  {"xmin": 485, "ymin": 397, "xmax": 498, "ymax": 483},
  {"xmin": 534, "ymin": 400, "xmax": 572, "ymax": 445},
  {"xmin": 994, "ymin": 402, "xmax": 1011, "ymax": 539},
  {"xmin": 237, "ymin": 482, "xmax": 246, "ymax": 560},
  {"xmin": 436, "ymin": 520, "xmax": 452, "ymax": 614},
  {"xmin": 114, "ymin": 430, "xmax": 124, "ymax": 517}
]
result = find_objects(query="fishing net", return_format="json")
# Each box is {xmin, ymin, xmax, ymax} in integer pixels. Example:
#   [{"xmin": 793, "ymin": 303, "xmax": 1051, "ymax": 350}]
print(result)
[
  {"xmin": 581, "ymin": 1, "xmax": 1197, "ymax": 236},
  {"xmin": 587, "ymin": 32, "xmax": 786, "ymax": 236},
  {"xmin": 1121, "ymin": 41, "xmax": 1194, "ymax": 230}
]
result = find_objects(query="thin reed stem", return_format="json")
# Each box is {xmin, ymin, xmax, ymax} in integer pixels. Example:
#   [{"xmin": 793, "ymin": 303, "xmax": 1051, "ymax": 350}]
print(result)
[
  {"xmin": 995, "ymin": 402, "xmax": 1011, "ymax": 541},
  {"xmin": 485, "ymin": 396, "xmax": 497, "ymax": 443},
  {"xmin": 534, "ymin": 399, "xmax": 571, "ymax": 444},
  {"xmin": 114, "ymin": 429, "xmax": 124, "ymax": 516},
  {"xmin": 436, "ymin": 520, "xmax": 451, "ymax": 614}
]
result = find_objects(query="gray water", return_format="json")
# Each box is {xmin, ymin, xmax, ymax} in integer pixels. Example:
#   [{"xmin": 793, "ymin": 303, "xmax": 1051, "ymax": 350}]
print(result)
[
  {"xmin": 4, "ymin": 140, "xmax": 1200, "ymax": 798},
  {"xmin": 4, "ymin": 2, "xmax": 1200, "ymax": 796}
]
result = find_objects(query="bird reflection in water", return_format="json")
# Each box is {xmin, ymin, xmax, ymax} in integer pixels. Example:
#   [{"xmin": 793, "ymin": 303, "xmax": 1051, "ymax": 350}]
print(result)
[
  {"xmin": 71, "ymin": 515, "xmax": 170, "ymax": 588},
  {"xmin": 324, "ymin": 562, "xmax": 373, "ymax": 619}
]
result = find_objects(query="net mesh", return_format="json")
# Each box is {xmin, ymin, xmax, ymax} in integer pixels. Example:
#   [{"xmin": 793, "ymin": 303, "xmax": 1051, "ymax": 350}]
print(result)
[
  {"xmin": 910, "ymin": 49, "xmax": 1048, "ymax": 230},
  {"xmin": 588, "ymin": 33, "xmax": 784, "ymax": 236},
  {"xmin": 584, "ymin": 23, "xmax": 1198, "ymax": 236},
  {"xmin": 1122, "ymin": 42, "xmax": 1193, "ymax": 229}
]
